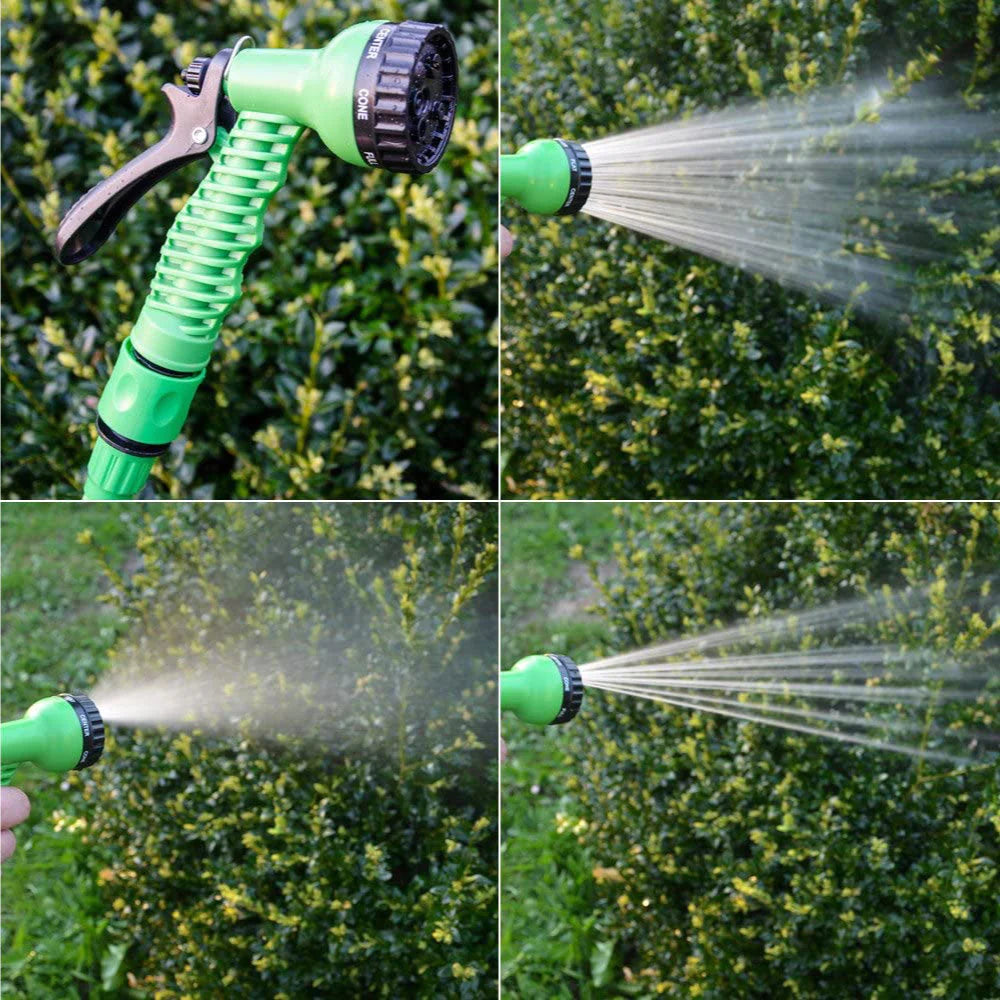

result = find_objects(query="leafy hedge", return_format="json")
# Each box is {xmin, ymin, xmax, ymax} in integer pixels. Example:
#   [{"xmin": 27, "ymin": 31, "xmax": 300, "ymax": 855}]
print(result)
[
  {"xmin": 559, "ymin": 502, "xmax": 999, "ymax": 997},
  {"xmin": 75, "ymin": 502, "xmax": 497, "ymax": 997},
  {"xmin": 2, "ymin": 0, "xmax": 497, "ymax": 499},
  {"xmin": 501, "ymin": 0, "xmax": 999, "ymax": 498}
]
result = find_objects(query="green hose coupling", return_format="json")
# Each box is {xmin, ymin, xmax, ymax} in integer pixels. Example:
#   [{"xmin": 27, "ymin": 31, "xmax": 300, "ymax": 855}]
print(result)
[
  {"xmin": 0, "ymin": 694, "xmax": 106, "ymax": 786},
  {"xmin": 83, "ymin": 336, "xmax": 206, "ymax": 499},
  {"xmin": 500, "ymin": 139, "xmax": 592, "ymax": 215},
  {"xmin": 85, "ymin": 439, "xmax": 156, "ymax": 500},
  {"xmin": 501, "ymin": 653, "xmax": 584, "ymax": 725}
]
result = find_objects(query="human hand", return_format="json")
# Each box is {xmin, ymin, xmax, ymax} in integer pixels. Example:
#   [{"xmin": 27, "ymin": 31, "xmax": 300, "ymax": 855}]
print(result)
[
  {"xmin": 500, "ymin": 226, "xmax": 514, "ymax": 259},
  {"xmin": 1, "ymin": 786, "xmax": 31, "ymax": 862}
]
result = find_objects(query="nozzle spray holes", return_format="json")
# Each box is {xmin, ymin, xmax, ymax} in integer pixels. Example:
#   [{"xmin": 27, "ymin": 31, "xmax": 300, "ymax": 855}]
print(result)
[
  {"xmin": 352, "ymin": 21, "xmax": 458, "ymax": 174},
  {"xmin": 411, "ymin": 51, "xmax": 443, "ymax": 139}
]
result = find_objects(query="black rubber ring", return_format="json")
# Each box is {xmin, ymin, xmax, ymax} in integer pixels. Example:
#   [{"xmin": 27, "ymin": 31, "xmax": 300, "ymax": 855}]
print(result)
[
  {"xmin": 555, "ymin": 139, "xmax": 592, "ymax": 216},
  {"xmin": 547, "ymin": 653, "xmax": 584, "ymax": 724},
  {"xmin": 60, "ymin": 693, "xmax": 105, "ymax": 769},
  {"xmin": 96, "ymin": 416, "xmax": 170, "ymax": 458},
  {"xmin": 353, "ymin": 22, "xmax": 401, "ymax": 169},
  {"xmin": 132, "ymin": 346, "xmax": 200, "ymax": 379}
]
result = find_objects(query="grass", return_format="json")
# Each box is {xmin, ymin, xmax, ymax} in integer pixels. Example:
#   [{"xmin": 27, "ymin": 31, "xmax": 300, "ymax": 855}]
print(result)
[
  {"xmin": 501, "ymin": 730, "xmax": 611, "ymax": 997},
  {"xmin": 1, "ymin": 504, "xmax": 141, "ymax": 999},
  {"xmin": 502, "ymin": 502, "xmax": 642, "ymax": 998},
  {"xmin": 500, "ymin": 501, "xmax": 618, "ymax": 634}
]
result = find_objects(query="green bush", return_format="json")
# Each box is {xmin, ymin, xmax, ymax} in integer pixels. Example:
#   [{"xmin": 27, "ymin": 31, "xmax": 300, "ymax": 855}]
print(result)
[
  {"xmin": 557, "ymin": 502, "xmax": 999, "ymax": 997},
  {"xmin": 74, "ymin": 502, "xmax": 497, "ymax": 998},
  {"xmin": 501, "ymin": 0, "xmax": 999, "ymax": 498},
  {"xmin": 2, "ymin": 1, "xmax": 497, "ymax": 499}
]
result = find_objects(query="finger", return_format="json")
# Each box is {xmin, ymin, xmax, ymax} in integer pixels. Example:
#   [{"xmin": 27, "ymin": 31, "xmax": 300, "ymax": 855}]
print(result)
[
  {"xmin": 0, "ymin": 829, "xmax": 16, "ymax": 862},
  {"xmin": 0, "ymin": 787, "xmax": 31, "ymax": 829},
  {"xmin": 500, "ymin": 226, "xmax": 514, "ymax": 259}
]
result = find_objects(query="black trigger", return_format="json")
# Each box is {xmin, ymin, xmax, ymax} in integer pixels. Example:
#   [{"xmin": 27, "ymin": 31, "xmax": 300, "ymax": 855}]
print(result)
[
  {"xmin": 54, "ymin": 46, "xmax": 233, "ymax": 265},
  {"xmin": 161, "ymin": 82, "xmax": 197, "ymax": 119}
]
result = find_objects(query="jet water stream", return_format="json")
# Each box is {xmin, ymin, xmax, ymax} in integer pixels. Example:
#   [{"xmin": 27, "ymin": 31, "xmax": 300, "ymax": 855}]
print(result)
[
  {"xmin": 578, "ymin": 581, "xmax": 998, "ymax": 764},
  {"xmin": 580, "ymin": 87, "xmax": 998, "ymax": 316}
]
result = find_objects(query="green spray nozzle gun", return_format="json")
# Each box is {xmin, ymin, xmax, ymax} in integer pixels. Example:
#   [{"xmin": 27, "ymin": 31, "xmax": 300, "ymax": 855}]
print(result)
[
  {"xmin": 55, "ymin": 19, "xmax": 459, "ymax": 500},
  {"xmin": 500, "ymin": 139, "xmax": 592, "ymax": 215},
  {"xmin": 0, "ymin": 694, "xmax": 106, "ymax": 786},
  {"xmin": 500, "ymin": 654, "xmax": 584, "ymax": 725}
]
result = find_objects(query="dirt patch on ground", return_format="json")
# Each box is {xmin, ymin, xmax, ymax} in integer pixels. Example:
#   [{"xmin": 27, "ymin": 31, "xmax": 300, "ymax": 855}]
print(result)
[{"xmin": 541, "ymin": 558, "xmax": 618, "ymax": 621}]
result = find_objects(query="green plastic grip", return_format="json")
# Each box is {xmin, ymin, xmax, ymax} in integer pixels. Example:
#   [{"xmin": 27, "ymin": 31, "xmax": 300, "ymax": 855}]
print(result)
[
  {"xmin": 84, "ymin": 112, "xmax": 304, "ymax": 499},
  {"xmin": 500, "ymin": 654, "xmax": 568, "ymax": 725},
  {"xmin": 224, "ymin": 20, "xmax": 381, "ymax": 169},
  {"xmin": 500, "ymin": 139, "xmax": 572, "ymax": 215},
  {"xmin": 1, "ymin": 697, "xmax": 84, "ymax": 786},
  {"xmin": 131, "ymin": 113, "xmax": 304, "ymax": 368}
]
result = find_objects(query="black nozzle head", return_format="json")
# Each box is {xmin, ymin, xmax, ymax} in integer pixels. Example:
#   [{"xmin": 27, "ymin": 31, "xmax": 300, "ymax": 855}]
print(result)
[
  {"xmin": 353, "ymin": 20, "xmax": 459, "ymax": 174},
  {"xmin": 547, "ymin": 654, "xmax": 584, "ymax": 724},
  {"xmin": 555, "ymin": 140, "xmax": 592, "ymax": 215},
  {"xmin": 60, "ymin": 693, "xmax": 105, "ymax": 769}
]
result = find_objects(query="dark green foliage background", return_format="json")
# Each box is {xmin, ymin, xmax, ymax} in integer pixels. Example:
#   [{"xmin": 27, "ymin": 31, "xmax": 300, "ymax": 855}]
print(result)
[
  {"xmin": 56, "ymin": 503, "xmax": 496, "ymax": 999},
  {"xmin": 2, "ymin": 0, "xmax": 497, "ymax": 499},
  {"xmin": 544, "ymin": 503, "xmax": 998, "ymax": 998},
  {"xmin": 501, "ymin": 0, "xmax": 999, "ymax": 499}
]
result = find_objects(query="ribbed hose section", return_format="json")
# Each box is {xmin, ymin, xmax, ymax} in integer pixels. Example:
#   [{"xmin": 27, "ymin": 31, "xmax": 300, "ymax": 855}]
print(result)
[
  {"xmin": 136, "ymin": 111, "xmax": 305, "ymax": 364},
  {"xmin": 85, "ymin": 111, "xmax": 305, "ymax": 500}
]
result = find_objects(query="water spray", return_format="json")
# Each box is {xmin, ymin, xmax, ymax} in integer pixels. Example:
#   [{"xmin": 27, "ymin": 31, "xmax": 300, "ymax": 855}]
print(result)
[
  {"xmin": 0, "ymin": 694, "xmax": 106, "ymax": 785},
  {"xmin": 56, "ymin": 19, "xmax": 458, "ymax": 500},
  {"xmin": 501, "ymin": 90, "xmax": 997, "ymax": 315},
  {"xmin": 500, "ymin": 653, "xmax": 584, "ymax": 725},
  {"xmin": 501, "ymin": 588, "xmax": 998, "ymax": 763}
]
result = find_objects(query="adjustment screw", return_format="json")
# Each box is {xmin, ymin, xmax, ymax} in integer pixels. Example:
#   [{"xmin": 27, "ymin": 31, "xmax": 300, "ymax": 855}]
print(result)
[
  {"xmin": 184, "ymin": 56, "xmax": 211, "ymax": 94},
  {"xmin": 191, "ymin": 127, "xmax": 208, "ymax": 145}
]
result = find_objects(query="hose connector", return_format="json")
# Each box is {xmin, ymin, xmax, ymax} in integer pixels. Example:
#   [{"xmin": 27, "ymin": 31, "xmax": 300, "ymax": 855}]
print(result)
[
  {"xmin": 500, "ymin": 138, "xmax": 592, "ymax": 215},
  {"xmin": 61, "ymin": 693, "xmax": 106, "ymax": 769},
  {"xmin": 501, "ymin": 653, "xmax": 584, "ymax": 726}
]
